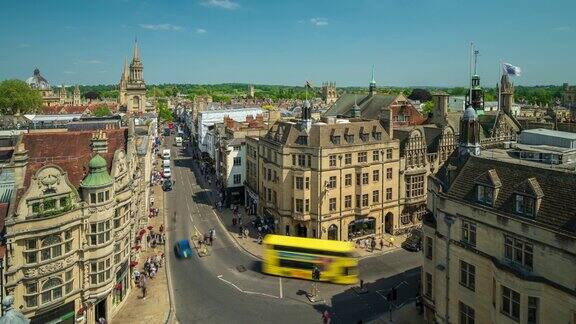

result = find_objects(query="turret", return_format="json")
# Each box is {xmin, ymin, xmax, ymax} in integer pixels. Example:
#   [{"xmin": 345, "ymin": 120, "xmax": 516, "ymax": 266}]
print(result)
[
  {"xmin": 499, "ymin": 74, "xmax": 514, "ymax": 116},
  {"xmin": 73, "ymin": 85, "xmax": 81, "ymax": 105},
  {"xmin": 431, "ymin": 92, "xmax": 450, "ymax": 126},
  {"xmin": 458, "ymin": 106, "xmax": 481, "ymax": 157}
]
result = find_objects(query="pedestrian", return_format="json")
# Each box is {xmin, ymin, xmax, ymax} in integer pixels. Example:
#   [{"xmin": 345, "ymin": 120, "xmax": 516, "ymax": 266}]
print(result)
[
  {"xmin": 140, "ymin": 275, "xmax": 147, "ymax": 299},
  {"xmin": 239, "ymin": 226, "xmax": 243, "ymax": 238},
  {"xmin": 380, "ymin": 239, "xmax": 384, "ymax": 251},
  {"xmin": 98, "ymin": 317, "xmax": 107, "ymax": 324},
  {"xmin": 244, "ymin": 228, "xmax": 249, "ymax": 239},
  {"xmin": 322, "ymin": 310, "xmax": 332, "ymax": 324},
  {"xmin": 146, "ymin": 234, "xmax": 151, "ymax": 247},
  {"xmin": 371, "ymin": 238, "xmax": 376, "ymax": 252}
]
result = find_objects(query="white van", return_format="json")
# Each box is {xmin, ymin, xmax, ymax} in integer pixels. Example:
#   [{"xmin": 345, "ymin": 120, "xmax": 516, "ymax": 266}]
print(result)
[
  {"xmin": 162, "ymin": 159, "xmax": 170, "ymax": 167},
  {"xmin": 162, "ymin": 149, "xmax": 171, "ymax": 160}
]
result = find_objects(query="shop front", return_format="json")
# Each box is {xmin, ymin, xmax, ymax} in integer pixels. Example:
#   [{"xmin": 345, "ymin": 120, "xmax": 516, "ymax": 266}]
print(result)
[
  {"xmin": 31, "ymin": 300, "xmax": 75, "ymax": 324},
  {"xmin": 113, "ymin": 261, "xmax": 130, "ymax": 307},
  {"xmin": 347, "ymin": 217, "xmax": 376, "ymax": 240}
]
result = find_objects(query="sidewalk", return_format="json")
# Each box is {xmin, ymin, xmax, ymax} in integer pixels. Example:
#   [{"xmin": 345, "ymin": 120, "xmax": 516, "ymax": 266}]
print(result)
[
  {"xmin": 214, "ymin": 206, "xmax": 408, "ymax": 260},
  {"xmin": 371, "ymin": 302, "xmax": 424, "ymax": 324},
  {"xmin": 111, "ymin": 178, "xmax": 172, "ymax": 324}
]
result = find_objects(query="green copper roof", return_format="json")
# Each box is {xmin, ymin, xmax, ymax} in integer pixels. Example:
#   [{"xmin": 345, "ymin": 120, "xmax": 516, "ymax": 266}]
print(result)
[{"xmin": 81, "ymin": 154, "xmax": 113, "ymax": 188}]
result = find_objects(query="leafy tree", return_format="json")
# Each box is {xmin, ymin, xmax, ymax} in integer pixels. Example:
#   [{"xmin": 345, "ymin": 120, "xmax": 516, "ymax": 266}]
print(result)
[
  {"xmin": 422, "ymin": 100, "xmax": 434, "ymax": 114},
  {"xmin": 93, "ymin": 105, "xmax": 112, "ymax": 117},
  {"xmin": 157, "ymin": 100, "xmax": 173, "ymax": 122},
  {"xmin": 0, "ymin": 79, "xmax": 43, "ymax": 115}
]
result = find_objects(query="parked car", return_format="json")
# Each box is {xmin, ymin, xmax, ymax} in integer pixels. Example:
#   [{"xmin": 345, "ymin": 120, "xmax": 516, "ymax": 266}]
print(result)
[
  {"xmin": 402, "ymin": 229, "xmax": 422, "ymax": 252},
  {"xmin": 174, "ymin": 239, "xmax": 192, "ymax": 258},
  {"xmin": 163, "ymin": 167, "xmax": 171, "ymax": 178},
  {"xmin": 162, "ymin": 179, "xmax": 173, "ymax": 191}
]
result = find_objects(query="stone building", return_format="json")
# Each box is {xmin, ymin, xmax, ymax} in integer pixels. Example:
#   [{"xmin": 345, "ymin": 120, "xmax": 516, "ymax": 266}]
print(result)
[
  {"xmin": 321, "ymin": 82, "xmax": 338, "ymax": 105},
  {"xmin": 423, "ymin": 153, "xmax": 576, "ymax": 324},
  {"xmin": 215, "ymin": 115, "xmax": 268, "ymax": 207},
  {"xmin": 2, "ymin": 121, "xmax": 154, "ymax": 323},
  {"xmin": 246, "ymin": 101, "xmax": 401, "ymax": 240},
  {"xmin": 25, "ymin": 68, "xmax": 60, "ymax": 108},
  {"xmin": 421, "ymin": 83, "xmax": 576, "ymax": 323},
  {"xmin": 119, "ymin": 41, "xmax": 146, "ymax": 113},
  {"xmin": 562, "ymin": 83, "xmax": 576, "ymax": 108}
]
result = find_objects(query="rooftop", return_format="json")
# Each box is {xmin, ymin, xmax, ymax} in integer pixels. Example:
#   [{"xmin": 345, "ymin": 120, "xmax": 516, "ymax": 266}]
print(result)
[{"xmin": 521, "ymin": 128, "xmax": 576, "ymax": 140}]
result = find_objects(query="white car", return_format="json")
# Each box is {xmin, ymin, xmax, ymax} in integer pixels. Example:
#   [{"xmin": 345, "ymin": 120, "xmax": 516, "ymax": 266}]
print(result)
[{"xmin": 163, "ymin": 167, "xmax": 171, "ymax": 178}]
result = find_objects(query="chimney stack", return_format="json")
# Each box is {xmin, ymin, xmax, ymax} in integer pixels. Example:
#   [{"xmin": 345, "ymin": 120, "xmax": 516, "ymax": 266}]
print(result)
[{"xmin": 91, "ymin": 130, "xmax": 108, "ymax": 153}]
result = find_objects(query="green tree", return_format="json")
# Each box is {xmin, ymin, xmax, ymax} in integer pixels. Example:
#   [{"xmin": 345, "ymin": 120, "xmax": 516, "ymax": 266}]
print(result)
[
  {"xmin": 0, "ymin": 79, "xmax": 43, "ymax": 115},
  {"xmin": 422, "ymin": 100, "xmax": 434, "ymax": 115},
  {"xmin": 157, "ymin": 101, "xmax": 173, "ymax": 122},
  {"xmin": 93, "ymin": 105, "xmax": 112, "ymax": 117}
]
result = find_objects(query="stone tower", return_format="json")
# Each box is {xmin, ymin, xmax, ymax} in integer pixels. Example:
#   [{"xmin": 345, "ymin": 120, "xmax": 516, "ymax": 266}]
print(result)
[
  {"xmin": 73, "ymin": 85, "xmax": 81, "ymax": 105},
  {"xmin": 125, "ymin": 40, "xmax": 146, "ymax": 113},
  {"xmin": 430, "ymin": 92, "xmax": 450, "ymax": 126},
  {"xmin": 119, "ymin": 57, "xmax": 129, "ymax": 106},
  {"xmin": 499, "ymin": 74, "xmax": 514, "ymax": 116},
  {"xmin": 321, "ymin": 82, "xmax": 337, "ymax": 105},
  {"xmin": 59, "ymin": 84, "xmax": 67, "ymax": 103},
  {"xmin": 248, "ymin": 85, "xmax": 255, "ymax": 99}
]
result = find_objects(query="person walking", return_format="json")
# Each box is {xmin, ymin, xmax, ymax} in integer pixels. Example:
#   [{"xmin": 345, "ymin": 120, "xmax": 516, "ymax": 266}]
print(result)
[
  {"xmin": 322, "ymin": 310, "xmax": 332, "ymax": 324},
  {"xmin": 380, "ymin": 239, "xmax": 384, "ymax": 251},
  {"xmin": 370, "ymin": 238, "xmax": 376, "ymax": 252},
  {"xmin": 140, "ymin": 275, "xmax": 148, "ymax": 299},
  {"xmin": 239, "ymin": 225, "xmax": 243, "ymax": 238}
]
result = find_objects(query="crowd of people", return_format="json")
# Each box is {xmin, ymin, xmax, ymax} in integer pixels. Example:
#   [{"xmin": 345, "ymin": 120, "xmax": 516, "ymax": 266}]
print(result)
[{"xmin": 133, "ymin": 253, "xmax": 165, "ymax": 299}]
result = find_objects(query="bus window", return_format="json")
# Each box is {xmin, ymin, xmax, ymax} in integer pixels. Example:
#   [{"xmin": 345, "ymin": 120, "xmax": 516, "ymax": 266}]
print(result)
[{"xmin": 279, "ymin": 259, "xmax": 316, "ymax": 270}]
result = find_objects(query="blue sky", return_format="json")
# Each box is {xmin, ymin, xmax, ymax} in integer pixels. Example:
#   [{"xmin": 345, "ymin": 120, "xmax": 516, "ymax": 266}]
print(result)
[{"xmin": 0, "ymin": 0, "xmax": 574, "ymax": 87}]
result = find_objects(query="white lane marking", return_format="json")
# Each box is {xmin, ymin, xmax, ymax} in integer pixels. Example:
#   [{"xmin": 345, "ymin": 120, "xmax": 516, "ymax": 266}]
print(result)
[
  {"xmin": 217, "ymin": 275, "xmax": 279, "ymax": 299},
  {"xmin": 279, "ymin": 277, "xmax": 283, "ymax": 299}
]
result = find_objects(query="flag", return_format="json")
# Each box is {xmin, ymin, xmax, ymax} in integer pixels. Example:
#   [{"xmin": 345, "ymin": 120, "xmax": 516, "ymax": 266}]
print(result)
[{"xmin": 502, "ymin": 63, "xmax": 521, "ymax": 76}]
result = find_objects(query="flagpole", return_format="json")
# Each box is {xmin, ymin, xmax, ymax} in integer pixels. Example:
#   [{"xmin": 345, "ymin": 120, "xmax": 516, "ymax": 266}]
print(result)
[
  {"xmin": 469, "ymin": 42, "xmax": 474, "ymax": 106},
  {"xmin": 493, "ymin": 60, "xmax": 502, "ymax": 138}
]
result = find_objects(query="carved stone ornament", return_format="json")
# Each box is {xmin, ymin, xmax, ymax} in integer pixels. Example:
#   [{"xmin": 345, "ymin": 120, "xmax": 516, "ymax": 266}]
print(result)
[
  {"xmin": 37, "ymin": 261, "xmax": 64, "ymax": 275},
  {"xmin": 23, "ymin": 268, "xmax": 37, "ymax": 278}
]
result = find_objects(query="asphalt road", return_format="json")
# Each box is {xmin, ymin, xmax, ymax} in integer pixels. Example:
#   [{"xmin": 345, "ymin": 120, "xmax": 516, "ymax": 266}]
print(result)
[{"xmin": 163, "ymin": 135, "xmax": 422, "ymax": 324}]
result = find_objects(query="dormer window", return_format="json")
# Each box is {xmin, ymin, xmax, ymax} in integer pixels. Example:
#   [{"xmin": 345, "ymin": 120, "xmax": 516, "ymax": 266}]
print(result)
[
  {"xmin": 515, "ymin": 195, "xmax": 535, "ymax": 217},
  {"xmin": 373, "ymin": 132, "xmax": 382, "ymax": 140},
  {"xmin": 331, "ymin": 135, "xmax": 341, "ymax": 144},
  {"xmin": 345, "ymin": 134, "xmax": 354, "ymax": 143},
  {"xmin": 296, "ymin": 136, "xmax": 308, "ymax": 145},
  {"xmin": 476, "ymin": 185, "xmax": 494, "ymax": 206},
  {"xmin": 359, "ymin": 132, "xmax": 369, "ymax": 142}
]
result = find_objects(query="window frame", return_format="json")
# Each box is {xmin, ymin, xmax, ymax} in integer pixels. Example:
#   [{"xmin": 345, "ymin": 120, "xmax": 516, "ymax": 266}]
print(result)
[{"xmin": 459, "ymin": 260, "xmax": 476, "ymax": 291}]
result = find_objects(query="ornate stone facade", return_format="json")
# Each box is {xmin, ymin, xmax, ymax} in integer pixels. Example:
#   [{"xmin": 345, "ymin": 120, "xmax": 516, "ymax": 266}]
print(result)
[
  {"xmin": 2, "ymin": 120, "xmax": 154, "ymax": 323},
  {"xmin": 119, "ymin": 41, "xmax": 147, "ymax": 113}
]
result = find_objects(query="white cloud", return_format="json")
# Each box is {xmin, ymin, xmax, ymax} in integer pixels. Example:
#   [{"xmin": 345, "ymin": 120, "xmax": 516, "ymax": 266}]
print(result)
[
  {"xmin": 554, "ymin": 26, "xmax": 571, "ymax": 31},
  {"xmin": 139, "ymin": 23, "xmax": 182, "ymax": 31},
  {"xmin": 201, "ymin": 0, "xmax": 240, "ymax": 10},
  {"xmin": 310, "ymin": 17, "xmax": 328, "ymax": 27},
  {"xmin": 195, "ymin": 28, "xmax": 207, "ymax": 34}
]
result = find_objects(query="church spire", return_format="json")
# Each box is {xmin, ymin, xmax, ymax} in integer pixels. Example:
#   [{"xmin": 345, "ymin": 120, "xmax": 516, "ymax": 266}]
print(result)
[
  {"xmin": 123, "ymin": 57, "xmax": 129, "ymax": 79},
  {"xmin": 369, "ymin": 65, "xmax": 376, "ymax": 95},
  {"xmin": 133, "ymin": 38, "xmax": 140, "ymax": 61}
]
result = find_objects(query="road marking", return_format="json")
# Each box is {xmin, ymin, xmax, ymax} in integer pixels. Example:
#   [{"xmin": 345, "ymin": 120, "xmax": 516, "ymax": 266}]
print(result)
[
  {"xmin": 279, "ymin": 277, "xmax": 283, "ymax": 299},
  {"xmin": 217, "ymin": 275, "xmax": 279, "ymax": 299}
]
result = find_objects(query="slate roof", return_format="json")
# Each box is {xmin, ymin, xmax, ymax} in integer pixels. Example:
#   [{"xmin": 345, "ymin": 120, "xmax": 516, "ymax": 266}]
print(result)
[
  {"xmin": 393, "ymin": 125, "xmax": 447, "ymax": 154},
  {"xmin": 447, "ymin": 155, "xmax": 576, "ymax": 235},
  {"xmin": 264, "ymin": 119, "xmax": 393, "ymax": 148},
  {"xmin": 324, "ymin": 94, "xmax": 397, "ymax": 119}
]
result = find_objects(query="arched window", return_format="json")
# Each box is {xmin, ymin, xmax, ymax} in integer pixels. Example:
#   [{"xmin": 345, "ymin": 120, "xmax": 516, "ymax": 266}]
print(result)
[
  {"xmin": 41, "ymin": 235, "xmax": 62, "ymax": 261},
  {"xmin": 41, "ymin": 277, "xmax": 63, "ymax": 304},
  {"xmin": 327, "ymin": 225, "xmax": 338, "ymax": 240}
]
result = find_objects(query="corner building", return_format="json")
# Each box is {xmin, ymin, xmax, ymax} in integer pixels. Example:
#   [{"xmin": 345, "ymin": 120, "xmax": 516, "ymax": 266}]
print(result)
[
  {"xmin": 248, "ymin": 115, "xmax": 401, "ymax": 240},
  {"xmin": 3, "ymin": 123, "xmax": 153, "ymax": 323}
]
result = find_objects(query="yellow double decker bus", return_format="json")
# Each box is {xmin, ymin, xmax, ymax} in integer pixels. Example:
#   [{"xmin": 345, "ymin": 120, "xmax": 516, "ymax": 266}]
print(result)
[{"xmin": 262, "ymin": 235, "xmax": 358, "ymax": 285}]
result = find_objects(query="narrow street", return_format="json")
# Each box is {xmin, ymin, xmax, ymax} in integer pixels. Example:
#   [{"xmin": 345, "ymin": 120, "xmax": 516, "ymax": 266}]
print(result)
[{"xmin": 164, "ymin": 135, "xmax": 422, "ymax": 323}]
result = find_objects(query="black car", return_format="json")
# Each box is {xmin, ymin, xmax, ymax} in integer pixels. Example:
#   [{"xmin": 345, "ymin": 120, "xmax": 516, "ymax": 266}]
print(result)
[
  {"xmin": 402, "ymin": 229, "xmax": 422, "ymax": 252},
  {"xmin": 162, "ymin": 179, "xmax": 173, "ymax": 191}
]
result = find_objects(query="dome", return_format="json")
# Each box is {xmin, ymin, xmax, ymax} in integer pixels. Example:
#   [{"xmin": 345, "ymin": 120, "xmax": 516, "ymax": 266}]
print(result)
[
  {"xmin": 26, "ymin": 68, "xmax": 51, "ymax": 91},
  {"xmin": 463, "ymin": 106, "xmax": 477, "ymax": 121},
  {"xmin": 88, "ymin": 154, "xmax": 107, "ymax": 169},
  {"xmin": 81, "ymin": 154, "xmax": 113, "ymax": 188}
]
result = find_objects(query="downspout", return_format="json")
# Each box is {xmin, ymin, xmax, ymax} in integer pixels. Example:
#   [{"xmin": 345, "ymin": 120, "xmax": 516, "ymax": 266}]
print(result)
[{"xmin": 443, "ymin": 213, "xmax": 455, "ymax": 324}]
